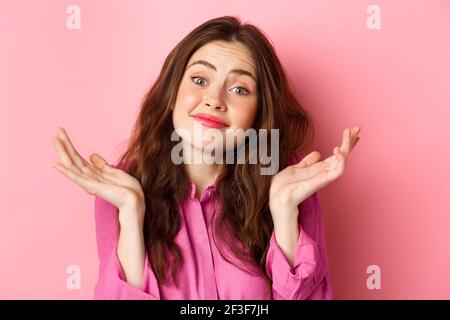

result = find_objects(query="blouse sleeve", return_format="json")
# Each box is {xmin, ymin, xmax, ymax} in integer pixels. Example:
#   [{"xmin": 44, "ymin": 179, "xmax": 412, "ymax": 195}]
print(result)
[
  {"xmin": 265, "ymin": 215, "xmax": 333, "ymax": 300},
  {"xmin": 265, "ymin": 153, "xmax": 334, "ymax": 300},
  {"xmin": 93, "ymin": 163, "xmax": 160, "ymax": 300}
]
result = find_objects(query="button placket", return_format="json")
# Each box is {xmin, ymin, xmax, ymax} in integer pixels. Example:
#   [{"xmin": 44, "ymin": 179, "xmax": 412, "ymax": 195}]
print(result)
[{"xmin": 191, "ymin": 194, "xmax": 218, "ymax": 299}]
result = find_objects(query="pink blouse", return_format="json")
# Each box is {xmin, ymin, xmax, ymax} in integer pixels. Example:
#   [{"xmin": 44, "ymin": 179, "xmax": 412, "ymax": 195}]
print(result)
[{"xmin": 93, "ymin": 153, "xmax": 334, "ymax": 299}]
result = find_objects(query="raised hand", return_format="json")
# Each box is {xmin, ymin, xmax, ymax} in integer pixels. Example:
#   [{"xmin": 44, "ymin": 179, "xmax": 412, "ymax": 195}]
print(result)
[
  {"xmin": 51, "ymin": 127, "xmax": 145, "ymax": 220},
  {"xmin": 269, "ymin": 126, "xmax": 361, "ymax": 217}
]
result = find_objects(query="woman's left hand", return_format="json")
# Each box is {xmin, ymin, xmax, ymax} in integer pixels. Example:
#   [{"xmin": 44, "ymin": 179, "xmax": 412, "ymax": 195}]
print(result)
[{"xmin": 269, "ymin": 126, "xmax": 361, "ymax": 220}]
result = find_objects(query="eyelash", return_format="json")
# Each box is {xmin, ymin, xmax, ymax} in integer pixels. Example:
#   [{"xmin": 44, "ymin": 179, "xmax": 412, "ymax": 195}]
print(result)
[{"xmin": 190, "ymin": 76, "xmax": 250, "ymax": 96}]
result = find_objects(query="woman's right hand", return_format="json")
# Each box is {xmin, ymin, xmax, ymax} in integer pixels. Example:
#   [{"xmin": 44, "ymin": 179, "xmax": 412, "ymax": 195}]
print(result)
[{"xmin": 51, "ymin": 127, "xmax": 146, "ymax": 222}]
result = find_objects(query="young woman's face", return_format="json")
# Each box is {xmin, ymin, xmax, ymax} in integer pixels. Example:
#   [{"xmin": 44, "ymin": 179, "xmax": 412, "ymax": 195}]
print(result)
[{"xmin": 172, "ymin": 40, "xmax": 258, "ymax": 154}]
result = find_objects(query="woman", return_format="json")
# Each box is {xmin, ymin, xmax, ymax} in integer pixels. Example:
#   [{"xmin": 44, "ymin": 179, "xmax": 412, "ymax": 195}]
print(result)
[{"xmin": 52, "ymin": 16, "xmax": 361, "ymax": 299}]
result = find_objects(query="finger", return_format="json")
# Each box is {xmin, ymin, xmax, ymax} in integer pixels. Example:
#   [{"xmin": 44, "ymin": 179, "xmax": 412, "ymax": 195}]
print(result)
[
  {"xmin": 333, "ymin": 145, "xmax": 346, "ymax": 170},
  {"xmin": 89, "ymin": 153, "xmax": 116, "ymax": 174},
  {"xmin": 56, "ymin": 128, "xmax": 90, "ymax": 170},
  {"xmin": 290, "ymin": 169, "xmax": 330, "ymax": 201},
  {"xmin": 324, "ymin": 153, "xmax": 337, "ymax": 164},
  {"xmin": 339, "ymin": 128, "xmax": 351, "ymax": 156},
  {"xmin": 291, "ymin": 157, "xmax": 329, "ymax": 183},
  {"xmin": 310, "ymin": 128, "xmax": 355, "ymax": 169},
  {"xmin": 292, "ymin": 146, "xmax": 347, "ymax": 192},
  {"xmin": 52, "ymin": 161, "xmax": 97, "ymax": 194},
  {"xmin": 52, "ymin": 136, "xmax": 80, "ymax": 172},
  {"xmin": 349, "ymin": 126, "xmax": 361, "ymax": 151},
  {"xmin": 354, "ymin": 126, "xmax": 362, "ymax": 135},
  {"xmin": 294, "ymin": 151, "xmax": 321, "ymax": 168},
  {"xmin": 310, "ymin": 153, "xmax": 345, "ymax": 187},
  {"xmin": 353, "ymin": 136, "xmax": 360, "ymax": 149}
]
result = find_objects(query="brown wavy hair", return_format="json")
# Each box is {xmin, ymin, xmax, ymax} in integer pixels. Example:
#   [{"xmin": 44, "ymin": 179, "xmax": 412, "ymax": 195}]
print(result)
[{"xmin": 116, "ymin": 15, "xmax": 315, "ymax": 297}]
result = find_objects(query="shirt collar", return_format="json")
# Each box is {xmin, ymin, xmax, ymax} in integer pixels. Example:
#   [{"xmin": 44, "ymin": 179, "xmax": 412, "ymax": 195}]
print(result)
[{"xmin": 189, "ymin": 182, "xmax": 217, "ymax": 201}]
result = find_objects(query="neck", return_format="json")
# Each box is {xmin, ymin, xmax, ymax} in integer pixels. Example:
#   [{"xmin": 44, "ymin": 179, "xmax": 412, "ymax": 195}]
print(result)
[
  {"xmin": 182, "ymin": 143, "xmax": 224, "ymax": 199},
  {"xmin": 184, "ymin": 163, "xmax": 222, "ymax": 199}
]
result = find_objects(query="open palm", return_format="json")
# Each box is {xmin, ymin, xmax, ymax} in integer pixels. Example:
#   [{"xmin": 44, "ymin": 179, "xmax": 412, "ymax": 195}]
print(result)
[
  {"xmin": 51, "ymin": 127, "xmax": 145, "ymax": 212},
  {"xmin": 269, "ymin": 126, "xmax": 361, "ymax": 211}
]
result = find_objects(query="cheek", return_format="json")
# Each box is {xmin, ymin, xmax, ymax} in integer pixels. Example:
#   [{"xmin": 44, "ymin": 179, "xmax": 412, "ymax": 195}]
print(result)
[
  {"xmin": 176, "ymin": 82, "xmax": 201, "ymax": 109},
  {"xmin": 173, "ymin": 85, "xmax": 200, "ymax": 126},
  {"xmin": 229, "ymin": 101, "xmax": 258, "ymax": 129}
]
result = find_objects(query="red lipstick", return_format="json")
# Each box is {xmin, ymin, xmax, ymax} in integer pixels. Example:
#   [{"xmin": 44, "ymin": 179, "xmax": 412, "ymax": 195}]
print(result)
[{"xmin": 192, "ymin": 113, "xmax": 229, "ymax": 128}]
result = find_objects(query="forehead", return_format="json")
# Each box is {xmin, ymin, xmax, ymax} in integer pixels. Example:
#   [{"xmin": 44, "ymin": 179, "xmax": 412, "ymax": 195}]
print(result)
[{"xmin": 188, "ymin": 40, "xmax": 257, "ymax": 74}]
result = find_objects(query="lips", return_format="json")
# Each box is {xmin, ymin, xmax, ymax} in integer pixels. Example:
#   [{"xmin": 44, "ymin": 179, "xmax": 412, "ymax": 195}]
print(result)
[{"xmin": 192, "ymin": 113, "xmax": 229, "ymax": 128}]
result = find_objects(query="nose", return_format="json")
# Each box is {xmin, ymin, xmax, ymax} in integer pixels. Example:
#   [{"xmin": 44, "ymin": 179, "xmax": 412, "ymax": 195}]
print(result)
[
  {"xmin": 205, "ymin": 100, "xmax": 226, "ymax": 111},
  {"xmin": 204, "ymin": 88, "xmax": 226, "ymax": 111}
]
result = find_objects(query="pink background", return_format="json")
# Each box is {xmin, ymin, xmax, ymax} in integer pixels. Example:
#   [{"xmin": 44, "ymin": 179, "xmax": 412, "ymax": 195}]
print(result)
[{"xmin": 1, "ymin": 0, "xmax": 449, "ymax": 299}]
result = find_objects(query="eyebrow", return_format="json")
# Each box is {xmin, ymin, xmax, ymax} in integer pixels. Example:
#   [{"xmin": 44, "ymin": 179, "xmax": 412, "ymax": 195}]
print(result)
[{"xmin": 187, "ymin": 59, "xmax": 257, "ymax": 82}]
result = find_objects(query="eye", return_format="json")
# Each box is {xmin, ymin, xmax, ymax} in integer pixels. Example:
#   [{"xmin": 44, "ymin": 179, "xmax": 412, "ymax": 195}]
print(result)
[
  {"xmin": 191, "ymin": 76, "xmax": 207, "ymax": 87},
  {"xmin": 230, "ymin": 86, "xmax": 250, "ymax": 96}
]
